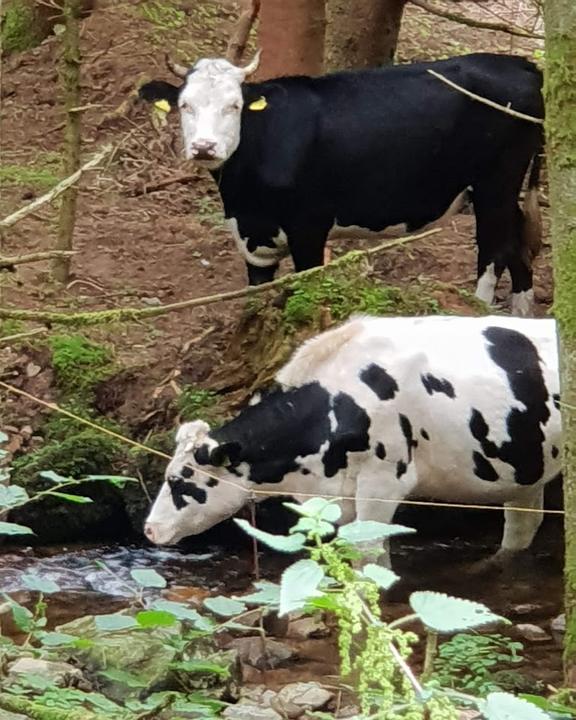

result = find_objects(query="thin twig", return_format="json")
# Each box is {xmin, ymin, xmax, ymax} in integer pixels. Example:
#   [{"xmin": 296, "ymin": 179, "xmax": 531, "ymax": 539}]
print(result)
[
  {"xmin": 410, "ymin": 0, "xmax": 543, "ymax": 39},
  {"xmin": 0, "ymin": 228, "xmax": 441, "ymax": 326},
  {"xmin": 130, "ymin": 172, "xmax": 196, "ymax": 196},
  {"xmin": 427, "ymin": 70, "xmax": 544, "ymax": 125},
  {"xmin": 0, "ymin": 251, "xmax": 76, "ymax": 269},
  {"xmin": 0, "ymin": 146, "xmax": 113, "ymax": 230},
  {"xmin": 0, "ymin": 328, "xmax": 48, "ymax": 345}
]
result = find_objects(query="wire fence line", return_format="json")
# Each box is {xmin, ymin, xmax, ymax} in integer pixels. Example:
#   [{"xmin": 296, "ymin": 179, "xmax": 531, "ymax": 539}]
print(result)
[{"xmin": 0, "ymin": 380, "xmax": 564, "ymax": 518}]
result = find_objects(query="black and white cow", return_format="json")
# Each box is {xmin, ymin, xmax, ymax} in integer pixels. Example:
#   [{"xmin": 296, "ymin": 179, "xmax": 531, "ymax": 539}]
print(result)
[
  {"xmin": 139, "ymin": 52, "xmax": 544, "ymax": 315},
  {"xmin": 144, "ymin": 315, "xmax": 561, "ymax": 564}
]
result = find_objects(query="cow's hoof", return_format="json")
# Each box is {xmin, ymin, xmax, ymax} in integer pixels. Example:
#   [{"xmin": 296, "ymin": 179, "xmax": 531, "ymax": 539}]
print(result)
[{"xmin": 466, "ymin": 548, "xmax": 516, "ymax": 577}]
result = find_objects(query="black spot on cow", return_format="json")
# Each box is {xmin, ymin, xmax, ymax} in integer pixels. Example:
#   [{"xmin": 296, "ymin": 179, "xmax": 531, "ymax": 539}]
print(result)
[
  {"xmin": 552, "ymin": 445, "xmax": 559, "ymax": 459},
  {"xmin": 483, "ymin": 326, "xmax": 550, "ymax": 485},
  {"xmin": 206, "ymin": 477, "xmax": 219, "ymax": 487},
  {"xmin": 553, "ymin": 393, "xmax": 561, "ymax": 410},
  {"xmin": 420, "ymin": 428, "xmax": 430, "ymax": 440},
  {"xmin": 167, "ymin": 476, "xmax": 207, "ymax": 509},
  {"xmin": 180, "ymin": 465, "xmax": 194, "ymax": 479},
  {"xmin": 421, "ymin": 373, "xmax": 456, "ymax": 399},
  {"xmin": 399, "ymin": 414, "xmax": 416, "ymax": 462},
  {"xmin": 396, "ymin": 460, "xmax": 407, "ymax": 479},
  {"xmin": 360, "ymin": 364, "xmax": 398, "ymax": 400},
  {"xmin": 469, "ymin": 408, "xmax": 499, "ymax": 458},
  {"xmin": 322, "ymin": 392, "xmax": 371, "ymax": 477},
  {"xmin": 472, "ymin": 451, "xmax": 499, "ymax": 482},
  {"xmin": 301, "ymin": 467, "xmax": 311, "ymax": 475},
  {"xmin": 375, "ymin": 442, "xmax": 386, "ymax": 460}
]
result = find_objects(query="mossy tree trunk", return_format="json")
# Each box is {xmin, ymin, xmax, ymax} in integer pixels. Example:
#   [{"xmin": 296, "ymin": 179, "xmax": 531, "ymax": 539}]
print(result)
[
  {"xmin": 326, "ymin": 0, "xmax": 406, "ymax": 70},
  {"xmin": 544, "ymin": 0, "xmax": 576, "ymax": 687},
  {"xmin": 255, "ymin": 0, "xmax": 325, "ymax": 80},
  {"xmin": 52, "ymin": 0, "xmax": 83, "ymax": 284}
]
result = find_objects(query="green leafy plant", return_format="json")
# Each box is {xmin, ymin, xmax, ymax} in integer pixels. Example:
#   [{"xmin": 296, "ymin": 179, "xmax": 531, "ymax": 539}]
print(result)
[
  {"xmin": 177, "ymin": 386, "xmax": 219, "ymax": 422},
  {"xmin": 236, "ymin": 497, "xmax": 554, "ymax": 720},
  {"xmin": 430, "ymin": 632, "xmax": 525, "ymax": 696}
]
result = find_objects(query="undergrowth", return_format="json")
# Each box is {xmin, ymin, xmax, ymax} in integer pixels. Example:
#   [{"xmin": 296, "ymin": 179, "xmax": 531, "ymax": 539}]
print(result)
[
  {"xmin": 0, "ymin": 153, "xmax": 62, "ymax": 190},
  {"xmin": 177, "ymin": 386, "xmax": 220, "ymax": 422}
]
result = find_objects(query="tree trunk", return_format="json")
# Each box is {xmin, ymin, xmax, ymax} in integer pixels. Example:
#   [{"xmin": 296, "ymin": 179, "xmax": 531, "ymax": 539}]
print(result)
[
  {"xmin": 326, "ymin": 0, "xmax": 406, "ymax": 71},
  {"xmin": 255, "ymin": 0, "xmax": 325, "ymax": 80},
  {"xmin": 52, "ymin": 0, "xmax": 83, "ymax": 285},
  {"xmin": 544, "ymin": 0, "xmax": 576, "ymax": 687}
]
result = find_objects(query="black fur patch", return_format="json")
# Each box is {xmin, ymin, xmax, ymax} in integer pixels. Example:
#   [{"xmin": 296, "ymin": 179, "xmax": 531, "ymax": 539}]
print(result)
[
  {"xmin": 396, "ymin": 460, "xmax": 407, "ymax": 479},
  {"xmin": 167, "ymin": 476, "xmax": 207, "ymax": 509},
  {"xmin": 375, "ymin": 442, "xmax": 386, "ymax": 460},
  {"xmin": 180, "ymin": 466, "xmax": 194, "ymax": 479},
  {"xmin": 360, "ymin": 364, "xmax": 398, "ymax": 400},
  {"xmin": 472, "ymin": 451, "xmax": 499, "ymax": 482},
  {"xmin": 482, "ymin": 326, "xmax": 550, "ymax": 485},
  {"xmin": 322, "ymin": 392, "xmax": 371, "ymax": 477},
  {"xmin": 553, "ymin": 393, "xmax": 561, "ymax": 410},
  {"xmin": 420, "ymin": 428, "xmax": 430, "ymax": 440},
  {"xmin": 469, "ymin": 408, "xmax": 499, "ymax": 458},
  {"xmin": 421, "ymin": 373, "xmax": 456, "ymax": 399},
  {"xmin": 399, "ymin": 414, "xmax": 416, "ymax": 462},
  {"xmin": 552, "ymin": 445, "xmax": 559, "ymax": 459},
  {"xmin": 207, "ymin": 477, "xmax": 219, "ymax": 487}
]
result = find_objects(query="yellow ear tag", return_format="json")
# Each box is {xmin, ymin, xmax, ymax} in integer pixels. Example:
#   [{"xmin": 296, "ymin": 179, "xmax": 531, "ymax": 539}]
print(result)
[
  {"xmin": 154, "ymin": 99, "xmax": 171, "ymax": 113},
  {"xmin": 248, "ymin": 96, "xmax": 267, "ymax": 111}
]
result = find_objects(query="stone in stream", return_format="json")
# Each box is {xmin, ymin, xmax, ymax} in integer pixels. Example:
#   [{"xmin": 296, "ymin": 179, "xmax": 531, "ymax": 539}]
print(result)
[
  {"xmin": 8, "ymin": 657, "xmax": 86, "ymax": 688},
  {"xmin": 225, "ymin": 636, "xmax": 296, "ymax": 670},
  {"xmin": 271, "ymin": 682, "xmax": 334, "ymax": 718},
  {"xmin": 223, "ymin": 705, "xmax": 282, "ymax": 720},
  {"xmin": 515, "ymin": 623, "xmax": 552, "ymax": 643}
]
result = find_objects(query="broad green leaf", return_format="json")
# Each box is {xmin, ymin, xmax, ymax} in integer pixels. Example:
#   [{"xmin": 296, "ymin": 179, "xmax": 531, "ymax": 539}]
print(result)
[
  {"xmin": 520, "ymin": 694, "xmax": 575, "ymax": 716},
  {"xmin": 22, "ymin": 572, "xmax": 60, "ymax": 594},
  {"xmin": 0, "ymin": 520, "xmax": 34, "ymax": 535},
  {"xmin": 48, "ymin": 491, "xmax": 93, "ymax": 503},
  {"xmin": 136, "ymin": 610, "xmax": 177, "ymax": 628},
  {"xmin": 361, "ymin": 564, "xmax": 399, "ymax": 590},
  {"xmin": 482, "ymin": 692, "xmax": 551, "ymax": 720},
  {"xmin": 40, "ymin": 631, "xmax": 78, "ymax": 647},
  {"xmin": 338, "ymin": 520, "xmax": 416, "ymax": 544},
  {"xmin": 99, "ymin": 668, "xmax": 147, "ymax": 688},
  {"xmin": 284, "ymin": 497, "xmax": 342, "ymax": 523},
  {"xmin": 203, "ymin": 595, "xmax": 247, "ymax": 617},
  {"xmin": 173, "ymin": 693, "xmax": 228, "ymax": 711},
  {"xmin": 235, "ymin": 518, "xmax": 306, "ymax": 553},
  {"xmin": 95, "ymin": 614, "xmax": 137, "ymax": 632},
  {"xmin": 279, "ymin": 559, "xmax": 324, "ymax": 617},
  {"xmin": 290, "ymin": 516, "xmax": 335, "ymax": 538},
  {"xmin": 85, "ymin": 475, "xmax": 138, "ymax": 488},
  {"xmin": 171, "ymin": 659, "xmax": 230, "ymax": 677},
  {"xmin": 151, "ymin": 599, "xmax": 214, "ymax": 630},
  {"xmin": 410, "ymin": 592, "xmax": 505, "ymax": 633},
  {"xmin": 84, "ymin": 692, "xmax": 128, "ymax": 712},
  {"xmin": 130, "ymin": 568, "xmax": 167, "ymax": 588},
  {"xmin": 0, "ymin": 485, "xmax": 29, "ymax": 508},
  {"xmin": 39, "ymin": 470, "xmax": 70, "ymax": 483},
  {"xmin": 5, "ymin": 599, "xmax": 34, "ymax": 632},
  {"xmin": 239, "ymin": 581, "xmax": 281, "ymax": 606},
  {"xmin": 17, "ymin": 673, "xmax": 56, "ymax": 691}
]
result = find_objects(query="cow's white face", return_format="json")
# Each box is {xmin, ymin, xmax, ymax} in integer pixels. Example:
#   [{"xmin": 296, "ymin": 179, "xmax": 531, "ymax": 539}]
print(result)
[
  {"xmin": 144, "ymin": 421, "xmax": 251, "ymax": 545},
  {"xmin": 178, "ymin": 59, "xmax": 247, "ymax": 169}
]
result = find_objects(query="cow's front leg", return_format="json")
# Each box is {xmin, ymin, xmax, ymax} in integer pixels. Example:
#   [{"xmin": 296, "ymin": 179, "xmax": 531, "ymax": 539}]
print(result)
[
  {"xmin": 287, "ymin": 224, "xmax": 331, "ymax": 273},
  {"xmin": 227, "ymin": 217, "xmax": 288, "ymax": 285}
]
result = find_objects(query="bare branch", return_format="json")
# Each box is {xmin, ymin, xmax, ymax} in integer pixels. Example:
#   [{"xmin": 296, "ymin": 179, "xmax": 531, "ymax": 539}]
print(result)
[
  {"xmin": 410, "ymin": 0, "xmax": 544, "ymax": 39},
  {"xmin": 0, "ymin": 229, "xmax": 441, "ymax": 326},
  {"xmin": 427, "ymin": 70, "xmax": 544, "ymax": 125},
  {"xmin": 226, "ymin": 0, "xmax": 261, "ymax": 64},
  {"xmin": 0, "ymin": 146, "xmax": 112, "ymax": 230},
  {"xmin": 0, "ymin": 328, "xmax": 48, "ymax": 345},
  {"xmin": 0, "ymin": 251, "xmax": 76, "ymax": 270}
]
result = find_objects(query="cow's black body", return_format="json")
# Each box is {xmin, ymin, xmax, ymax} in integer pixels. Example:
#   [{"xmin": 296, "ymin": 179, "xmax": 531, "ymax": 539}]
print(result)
[{"xmin": 141, "ymin": 54, "xmax": 544, "ymax": 289}]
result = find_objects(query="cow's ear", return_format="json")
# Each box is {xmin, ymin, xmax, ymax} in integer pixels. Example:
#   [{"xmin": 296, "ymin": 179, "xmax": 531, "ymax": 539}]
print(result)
[
  {"xmin": 246, "ymin": 87, "xmax": 318, "ymax": 189},
  {"xmin": 195, "ymin": 441, "xmax": 242, "ymax": 467},
  {"xmin": 139, "ymin": 80, "xmax": 181, "ymax": 108}
]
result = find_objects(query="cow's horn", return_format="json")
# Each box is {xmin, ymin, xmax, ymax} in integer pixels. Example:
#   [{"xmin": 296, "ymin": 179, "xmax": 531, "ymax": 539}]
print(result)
[
  {"xmin": 240, "ymin": 50, "xmax": 261, "ymax": 77},
  {"xmin": 165, "ymin": 53, "xmax": 188, "ymax": 78}
]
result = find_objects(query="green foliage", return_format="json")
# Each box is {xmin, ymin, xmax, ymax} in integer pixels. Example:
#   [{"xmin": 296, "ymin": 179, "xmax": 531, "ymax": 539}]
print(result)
[
  {"xmin": 431, "ymin": 633, "xmax": 525, "ymax": 696},
  {"xmin": 0, "ymin": 152, "xmax": 62, "ymax": 189},
  {"xmin": 176, "ymin": 385, "xmax": 219, "ymax": 422},
  {"xmin": 1, "ymin": 0, "xmax": 48, "ymax": 55},
  {"xmin": 0, "ymin": 319, "xmax": 25, "ymax": 338},
  {"xmin": 138, "ymin": 0, "xmax": 186, "ymax": 29},
  {"xmin": 284, "ymin": 267, "xmax": 441, "ymax": 327},
  {"xmin": 49, "ymin": 334, "xmax": 113, "ymax": 401}
]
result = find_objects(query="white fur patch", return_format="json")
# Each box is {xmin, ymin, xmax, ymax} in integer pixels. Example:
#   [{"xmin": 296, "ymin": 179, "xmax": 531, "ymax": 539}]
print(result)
[
  {"xmin": 475, "ymin": 263, "xmax": 497, "ymax": 304},
  {"xmin": 510, "ymin": 289, "xmax": 535, "ymax": 318},
  {"xmin": 227, "ymin": 218, "xmax": 288, "ymax": 267}
]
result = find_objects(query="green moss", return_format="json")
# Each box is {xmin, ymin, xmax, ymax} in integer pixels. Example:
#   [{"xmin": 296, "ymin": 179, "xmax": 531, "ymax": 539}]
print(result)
[
  {"xmin": 1, "ymin": 0, "xmax": 47, "ymax": 54},
  {"xmin": 0, "ymin": 319, "xmax": 25, "ymax": 338},
  {"xmin": 137, "ymin": 0, "xmax": 186, "ymax": 29},
  {"xmin": 176, "ymin": 385, "xmax": 220, "ymax": 422},
  {"xmin": 0, "ymin": 152, "xmax": 62, "ymax": 190},
  {"xmin": 49, "ymin": 334, "xmax": 113, "ymax": 405},
  {"xmin": 283, "ymin": 266, "xmax": 441, "ymax": 328}
]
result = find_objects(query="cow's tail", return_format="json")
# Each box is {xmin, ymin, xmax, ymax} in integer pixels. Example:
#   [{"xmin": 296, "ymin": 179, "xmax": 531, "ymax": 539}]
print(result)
[{"xmin": 522, "ymin": 147, "xmax": 543, "ymax": 263}]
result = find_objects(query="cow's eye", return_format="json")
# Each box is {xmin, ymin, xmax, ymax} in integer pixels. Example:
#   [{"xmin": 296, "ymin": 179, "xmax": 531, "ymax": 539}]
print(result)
[
  {"xmin": 180, "ymin": 102, "xmax": 195, "ymax": 114},
  {"xmin": 225, "ymin": 102, "xmax": 241, "ymax": 114}
]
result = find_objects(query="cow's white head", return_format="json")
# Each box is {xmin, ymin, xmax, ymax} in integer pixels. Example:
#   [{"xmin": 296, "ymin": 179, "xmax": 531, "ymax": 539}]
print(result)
[
  {"xmin": 173, "ymin": 53, "xmax": 260, "ymax": 168},
  {"xmin": 144, "ymin": 421, "xmax": 251, "ymax": 545}
]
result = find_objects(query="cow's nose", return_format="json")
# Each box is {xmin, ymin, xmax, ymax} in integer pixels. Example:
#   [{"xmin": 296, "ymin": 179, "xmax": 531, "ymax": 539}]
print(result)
[
  {"xmin": 144, "ymin": 522, "xmax": 157, "ymax": 543},
  {"xmin": 191, "ymin": 139, "xmax": 217, "ymax": 160}
]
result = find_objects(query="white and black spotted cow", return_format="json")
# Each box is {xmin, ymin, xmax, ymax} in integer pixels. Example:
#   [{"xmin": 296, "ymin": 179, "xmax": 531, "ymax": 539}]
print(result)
[
  {"xmin": 139, "ymin": 53, "xmax": 544, "ymax": 316},
  {"xmin": 144, "ymin": 315, "xmax": 561, "ymax": 564}
]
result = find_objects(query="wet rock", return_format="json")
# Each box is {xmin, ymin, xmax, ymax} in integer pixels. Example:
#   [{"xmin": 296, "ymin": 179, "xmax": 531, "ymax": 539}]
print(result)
[
  {"xmin": 337, "ymin": 705, "xmax": 360, "ymax": 718},
  {"xmin": 287, "ymin": 615, "xmax": 329, "ymax": 640},
  {"xmin": 8, "ymin": 657, "xmax": 84, "ymax": 687},
  {"xmin": 223, "ymin": 705, "xmax": 282, "ymax": 720},
  {"xmin": 239, "ymin": 685, "xmax": 277, "ymax": 706},
  {"xmin": 271, "ymin": 682, "xmax": 334, "ymax": 718},
  {"xmin": 516, "ymin": 623, "xmax": 552, "ymax": 643},
  {"xmin": 509, "ymin": 603, "xmax": 543, "ymax": 617},
  {"xmin": 226, "ymin": 636, "xmax": 296, "ymax": 670}
]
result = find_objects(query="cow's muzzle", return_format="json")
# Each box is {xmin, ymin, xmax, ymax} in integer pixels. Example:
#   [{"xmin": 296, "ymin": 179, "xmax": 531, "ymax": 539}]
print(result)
[{"xmin": 190, "ymin": 139, "xmax": 218, "ymax": 161}]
